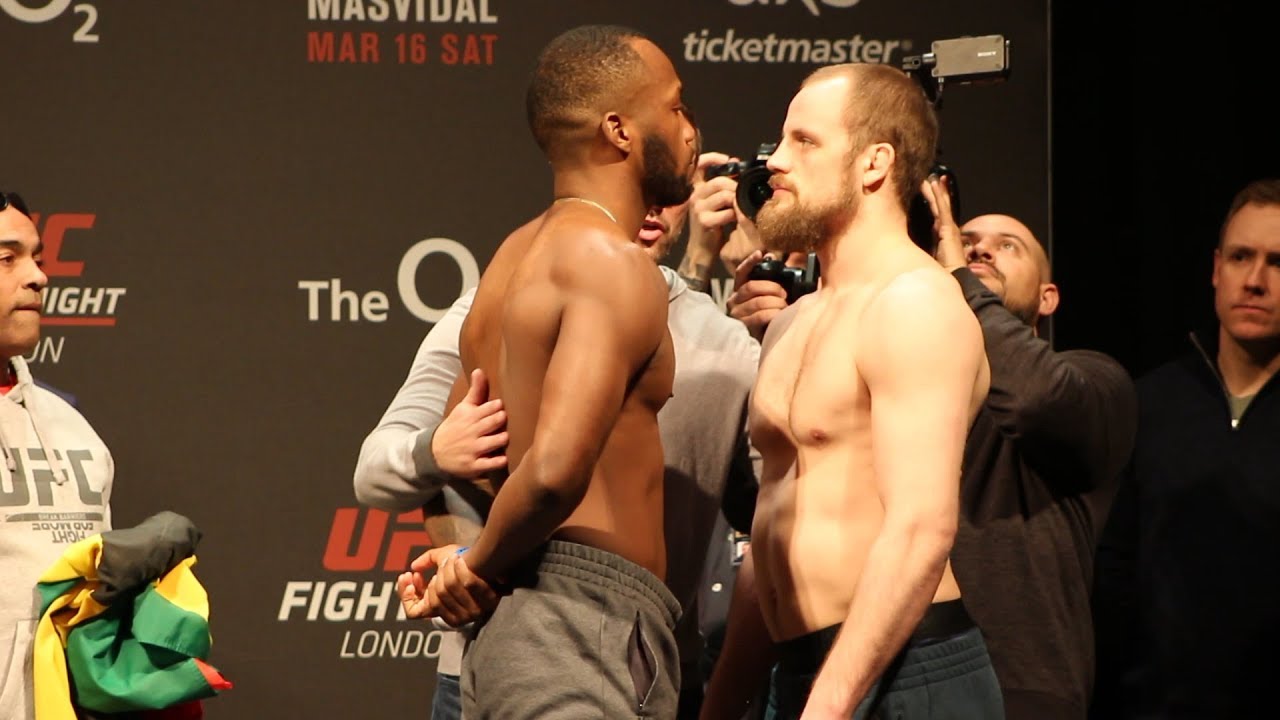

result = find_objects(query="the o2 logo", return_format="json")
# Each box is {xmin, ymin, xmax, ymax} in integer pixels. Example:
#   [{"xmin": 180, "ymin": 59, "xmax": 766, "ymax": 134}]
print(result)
[
  {"xmin": 299, "ymin": 237, "xmax": 480, "ymax": 324},
  {"xmin": 0, "ymin": 0, "xmax": 100, "ymax": 44},
  {"xmin": 397, "ymin": 237, "xmax": 480, "ymax": 324},
  {"xmin": 728, "ymin": 0, "xmax": 861, "ymax": 17}
]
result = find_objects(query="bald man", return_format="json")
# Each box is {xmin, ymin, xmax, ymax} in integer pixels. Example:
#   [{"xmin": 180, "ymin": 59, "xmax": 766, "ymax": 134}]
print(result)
[{"xmin": 923, "ymin": 180, "xmax": 1137, "ymax": 719}]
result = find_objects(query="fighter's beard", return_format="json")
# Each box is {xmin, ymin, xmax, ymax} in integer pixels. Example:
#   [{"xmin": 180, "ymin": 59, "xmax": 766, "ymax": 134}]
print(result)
[
  {"xmin": 641, "ymin": 136, "xmax": 693, "ymax": 209},
  {"xmin": 758, "ymin": 188, "xmax": 856, "ymax": 255}
]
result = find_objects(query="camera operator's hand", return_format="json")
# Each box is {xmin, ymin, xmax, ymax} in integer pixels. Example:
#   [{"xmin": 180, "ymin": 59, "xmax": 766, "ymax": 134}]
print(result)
[
  {"xmin": 921, "ymin": 175, "xmax": 965, "ymax": 271},
  {"xmin": 719, "ymin": 196, "xmax": 765, "ymax": 275},
  {"xmin": 430, "ymin": 368, "xmax": 509, "ymax": 478},
  {"xmin": 678, "ymin": 152, "xmax": 738, "ymax": 292},
  {"xmin": 692, "ymin": 152, "xmax": 738, "ymax": 234},
  {"xmin": 727, "ymin": 250, "xmax": 787, "ymax": 342}
]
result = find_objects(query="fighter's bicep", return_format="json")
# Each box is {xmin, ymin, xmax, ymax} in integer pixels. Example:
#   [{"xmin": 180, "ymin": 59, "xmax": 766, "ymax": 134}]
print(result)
[
  {"xmin": 539, "ymin": 298, "xmax": 634, "ymax": 427},
  {"xmin": 861, "ymin": 282, "xmax": 983, "ymax": 517}
]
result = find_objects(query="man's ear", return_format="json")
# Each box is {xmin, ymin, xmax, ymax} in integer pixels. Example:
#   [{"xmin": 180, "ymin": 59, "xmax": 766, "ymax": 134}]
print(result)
[
  {"xmin": 1038, "ymin": 282, "xmax": 1060, "ymax": 318},
  {"xmin": 601, "ymin": 111, "xmax": 632, "ymax": 154},
  {"xmin": 860, "ymin": 142, "xmax": 894, "ymax": 191}
]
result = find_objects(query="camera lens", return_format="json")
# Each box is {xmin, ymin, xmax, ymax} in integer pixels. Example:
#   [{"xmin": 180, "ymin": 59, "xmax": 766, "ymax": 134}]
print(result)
[{"xmin": 737, "ymin": 166, "xmax": 774, "ymax": 221}]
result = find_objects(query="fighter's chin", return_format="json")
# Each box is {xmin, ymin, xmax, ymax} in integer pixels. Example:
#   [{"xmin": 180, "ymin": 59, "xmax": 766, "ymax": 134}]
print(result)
[{"xmin": 661, "ymin": 182, "xmax": 694, "ymax": 209}]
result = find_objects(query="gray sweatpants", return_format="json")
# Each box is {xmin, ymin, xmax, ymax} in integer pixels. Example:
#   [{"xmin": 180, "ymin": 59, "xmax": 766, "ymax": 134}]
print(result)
[{"xmin": 461, "ymin": 540, "xmax": 682, "ymax": 719}]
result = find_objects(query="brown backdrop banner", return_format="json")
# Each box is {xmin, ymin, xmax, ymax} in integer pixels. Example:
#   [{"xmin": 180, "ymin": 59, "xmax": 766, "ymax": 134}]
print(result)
[{"xmin": 2, "ymin": 0, "xmax": 1047, "ymax": 715}]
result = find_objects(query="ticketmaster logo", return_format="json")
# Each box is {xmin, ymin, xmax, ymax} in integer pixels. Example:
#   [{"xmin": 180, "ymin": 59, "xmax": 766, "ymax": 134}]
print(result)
[{"xmin": 683, "ymin": 29, "xmax": 906, "ymax": 64}]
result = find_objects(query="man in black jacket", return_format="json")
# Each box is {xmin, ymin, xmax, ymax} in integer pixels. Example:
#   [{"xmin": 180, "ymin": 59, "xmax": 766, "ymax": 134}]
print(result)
[
  {"xmin": 923, "ymin": 178, "xmax": 1138, "ymax": 719},
  {"xmin": 1092, "ymin": 178, "xmax": 1280, "ymax": 718}
]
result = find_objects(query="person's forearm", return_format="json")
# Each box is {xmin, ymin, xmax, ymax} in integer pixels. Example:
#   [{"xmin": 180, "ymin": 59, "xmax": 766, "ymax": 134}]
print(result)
[
  {"xmin": 464, "ymin": 460, "xmax": 588, "ymax": 581},
  {"xmin": 700, "ymin": 550, "xmax": 776, "ymax": 719},
  {"xmin": 807, "ymin": 523, "xmax": 953, "ymax": 715},
  {"xmin": 354, "ymin": 426, "xmax": 449, "ymax": 511},
  {"xmin": 677, "ymin": 240, "xmax": 718, "ymax": 292}
]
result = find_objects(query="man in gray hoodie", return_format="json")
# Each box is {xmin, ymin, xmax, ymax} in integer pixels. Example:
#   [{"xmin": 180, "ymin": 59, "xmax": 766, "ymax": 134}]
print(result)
[{"xmin": 0, "ymin": 190, "xmax": 115, "ymax": 720}]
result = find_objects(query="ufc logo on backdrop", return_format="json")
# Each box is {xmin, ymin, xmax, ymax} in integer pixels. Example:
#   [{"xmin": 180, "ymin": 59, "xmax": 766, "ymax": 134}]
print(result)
[
  {"xmin": 28, "ymin": 211, "xmax": 127, "ymax": 330},
  {"xmin": 322, "ymin": 507, "xmax": 432, "ymax": 572},
  {"xmin": 29, "ymin": 211, "xmax": 94, "ymax": 279}
]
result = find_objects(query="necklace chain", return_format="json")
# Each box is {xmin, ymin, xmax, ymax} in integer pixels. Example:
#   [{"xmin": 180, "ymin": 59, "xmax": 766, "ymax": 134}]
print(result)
[{"xmin": 554, "ymin": 197, "xmax": 618, "ymax": 225}]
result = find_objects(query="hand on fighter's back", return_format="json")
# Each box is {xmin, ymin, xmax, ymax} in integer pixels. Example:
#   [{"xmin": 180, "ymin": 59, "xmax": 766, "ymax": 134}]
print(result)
[{"xmin": 432, "ymin": 368, "xmax": 509, "ymax": 478}]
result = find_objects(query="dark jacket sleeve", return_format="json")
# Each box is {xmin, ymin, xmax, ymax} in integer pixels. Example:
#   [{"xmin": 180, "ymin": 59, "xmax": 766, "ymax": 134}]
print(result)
[{"xmin": 954, "ymin": 268, "xmax": 1138, "ymax": 491}]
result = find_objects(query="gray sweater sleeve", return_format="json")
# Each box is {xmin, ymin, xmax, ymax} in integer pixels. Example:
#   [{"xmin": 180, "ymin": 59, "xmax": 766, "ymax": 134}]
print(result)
[{"xmin": 352, "ymin": 289, "xmax": 475, "ymax": 511}]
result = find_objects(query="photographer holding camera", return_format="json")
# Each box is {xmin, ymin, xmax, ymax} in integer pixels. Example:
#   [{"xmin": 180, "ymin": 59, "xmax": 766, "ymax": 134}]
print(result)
[
  {"xmin": 675, "ymin": 151, "xmax": 737, "ymax": 293},
  {"xmin": 686, "ymin": 145, "xmax": 818, "ymax": 340}
]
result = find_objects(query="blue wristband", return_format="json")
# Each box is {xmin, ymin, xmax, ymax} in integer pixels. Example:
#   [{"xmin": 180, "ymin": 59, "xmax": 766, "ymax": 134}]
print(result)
[{"xmin": 455, "ymin": 546, "xmax": 470, "ymax": 556}]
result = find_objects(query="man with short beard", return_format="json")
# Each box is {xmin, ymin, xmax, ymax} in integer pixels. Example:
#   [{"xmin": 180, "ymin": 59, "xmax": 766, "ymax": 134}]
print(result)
[
  {"xmin": 394, "ymin": 25, "xmax": 697, "ymax": 718},
  {"xmin": 701, "ymin": 64, "xmax": 1002, "ymax": 720}
]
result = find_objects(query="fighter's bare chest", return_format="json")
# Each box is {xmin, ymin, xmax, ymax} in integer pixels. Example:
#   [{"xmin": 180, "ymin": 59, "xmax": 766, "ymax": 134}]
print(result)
[{"xmin": 751, "ymin": 298, "xmax": 869, "ymax": 448}]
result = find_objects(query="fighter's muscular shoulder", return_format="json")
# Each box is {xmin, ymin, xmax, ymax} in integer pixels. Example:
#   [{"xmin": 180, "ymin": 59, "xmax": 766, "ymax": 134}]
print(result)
[
  {"xmin": 526, "ymin": 218, "xmax": 670, "ymax": 373},
  {"xmin": 531, "ymin": 219, "xmax": 653, "ymax": 303},
  {"xmin": 857, "ymin": 266, "xmax": 987, "ymax": 405}
]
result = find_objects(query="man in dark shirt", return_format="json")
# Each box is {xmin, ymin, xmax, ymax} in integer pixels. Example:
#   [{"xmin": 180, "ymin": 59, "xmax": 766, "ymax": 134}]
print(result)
[
  {"xmin": 924, "ymin": 178, "xmax": 1138, "ymax": 719},
  {"xmin": 1092, "ymin": 178, "xmax": 1280, "ymax": 718}
]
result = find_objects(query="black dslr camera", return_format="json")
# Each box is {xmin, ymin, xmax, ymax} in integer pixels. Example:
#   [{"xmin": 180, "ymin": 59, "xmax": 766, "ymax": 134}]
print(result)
[
  {"xmin": 704, "ymin": 142, "xmax": 777, "ymax": 221},
  {"xmin": 748, "ymin": 253, "xmax": 820, "ymax": 305},
  {"xmin": 908, "ymin": 163, "xmax": 960, "ymax": 255}
]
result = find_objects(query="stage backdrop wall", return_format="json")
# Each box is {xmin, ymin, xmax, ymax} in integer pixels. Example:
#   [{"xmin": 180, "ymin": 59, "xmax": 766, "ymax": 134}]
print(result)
[{"xmin": 2, "ymin": 1, "xmax": 1048, "ymax": 716}]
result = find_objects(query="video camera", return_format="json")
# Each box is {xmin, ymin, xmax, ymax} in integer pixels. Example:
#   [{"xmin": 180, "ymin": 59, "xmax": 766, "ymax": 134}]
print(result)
[
  {"xmin": 901, "ymin": 34, "xmax": 1011, "ymax": 108},
  {"xmin": 748, "ymin": 253, "xmax": 820, "ymax": 305},
  {"xmin": 704, "ymin": 142, "xmax": 777, "ymax": 222},
  {"xmin": 903, "ymin": 34, "xmax": 1011, "ymax": 253}
]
